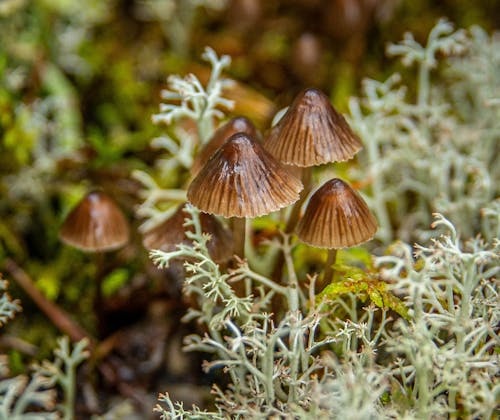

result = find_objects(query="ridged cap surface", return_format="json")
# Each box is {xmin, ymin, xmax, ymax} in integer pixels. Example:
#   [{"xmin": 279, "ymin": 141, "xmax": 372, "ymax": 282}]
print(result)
[
  {"xmin": 142, "ymin": 203, "xmax": 233, "ymax": 263},
  {"xmin": 60, "ymin": 191, "xmax": 130, "ymax": 252},
  {"xmin": 297, "ymin": 178, "xmax": 377, "ymax": 248},
  {"xmin": 192, "ymin": 117, "xmax": 259, "ymax": 175},
  {"xmin": 264, "ymin": 88, "xmax": 362, "ymax": 167},
  {"xmin": 188, "ymin": 133, "xmax": 303, "ymax": 218}
]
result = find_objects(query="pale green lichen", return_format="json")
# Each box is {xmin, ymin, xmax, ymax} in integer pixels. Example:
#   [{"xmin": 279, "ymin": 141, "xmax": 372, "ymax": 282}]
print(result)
[
  {"xmin": 0, "ymin": 278, "xmax": 89, "ymax": 420},
  {"xmin": 152, "ymin": 46, "xmax": 234, "ymax": 144},
  {"xmin": 152, "ymin": 206, "xmax": 339, "ymax": 418},
  {"xmin": 153, "ymin": 207, "xmax": 499, "ymax": 418},
  {"xmin": 349, "ymin": 19, "xmax": 499, "ymax": 243},
  {"xmin": 0, "ymin": 278, "xmax": 21, "ymax": 326},
  {"xmin": 34, "ymin": 337, "xmax": 90, "ymax": 420},
  {"xmin": 378, "ymin": 213, "xmax": 499, "ymax": 418},
  {"xmin": 134, "ymin": 47, "xmax": 234, "ymax": 231}
]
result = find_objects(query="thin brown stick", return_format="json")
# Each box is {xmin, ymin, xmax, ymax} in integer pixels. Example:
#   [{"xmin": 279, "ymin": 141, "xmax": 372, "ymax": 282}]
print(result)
[
  {"xmin": 4, "ymin": 259, "xmax": 152, "ymax": 414},
  {"xmin": 4, "ymin": 258, "xmax": 94, "ymax": 345}
]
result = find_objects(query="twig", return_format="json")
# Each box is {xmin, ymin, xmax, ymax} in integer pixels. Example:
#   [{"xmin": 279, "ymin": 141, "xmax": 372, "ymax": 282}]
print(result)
[{"xmin": 4, "ymin": 258, "xmax": 94, "ymax": 345}]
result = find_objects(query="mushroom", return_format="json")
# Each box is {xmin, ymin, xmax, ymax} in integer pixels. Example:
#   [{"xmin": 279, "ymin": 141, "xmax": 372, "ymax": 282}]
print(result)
[
  {"xmin": 60, "ymin": 191, "xmax": 130, "ymax": 252},
  {"xmin": 187, "ymin": 132, "xmax": 303, "ymax": 257},
  {"xmin": 264, "ymin": 87, "xmax": 363, "ymax": 231},
  {"xmin": 296, "ymin": 178, "xmax": 377, "ymax": 286},
  {"xmin": 192, "ymin": 116, "xmax": 259, "ymax": 176},
  {"xmin": 264, "ymin": 87, "xmax": 362, "ymax": 167},
  {"xmin": 264, "ymin": 88, "xmax": 363, "ymax": 280},
  {"xmin": 59, "ymin": 190, "xmax": 130, "ymax": 335},
  {"xmin": 142, "ymin": 203, "xmax": 234, "ymax": 264}
]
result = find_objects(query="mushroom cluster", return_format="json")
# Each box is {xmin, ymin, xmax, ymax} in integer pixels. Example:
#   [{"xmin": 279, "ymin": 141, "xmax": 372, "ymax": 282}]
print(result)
[
  {"xmin": 57, "ymin": 87, "xmax": 377, "ymax": 338},
  {"xmin": 123, "ymin": 87, "xmax": 377, "ymax": 290},
  {"xmin": 183, "ymin": 87, "xmax": 377, "ymax": 287},
  {"xmin": 264, "ymin": 88, "xmax": 363, "ymax": 233}
]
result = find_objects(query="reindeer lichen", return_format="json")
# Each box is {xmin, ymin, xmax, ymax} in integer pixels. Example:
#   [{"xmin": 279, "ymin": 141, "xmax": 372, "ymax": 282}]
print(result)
[
  {"xmin": 0, "ymin": 277, "xmax": 89, "ymax": 420},
  {"xmin": 349, "ymin": 20, "xmax": 499, "ymax": 243},
  {"xmin": 133, "ymin": 47, "xmax": 234, "ymax": 231}
]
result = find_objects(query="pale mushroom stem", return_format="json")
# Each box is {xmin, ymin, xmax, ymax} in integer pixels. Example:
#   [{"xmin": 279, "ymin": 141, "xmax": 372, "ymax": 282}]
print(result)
[
  {"xmin": 323, "ymin": 249, "xmax": 338, "ymax": 286},
  {"xmin": 285, "ymin": 167, "xmax": 313, "ymax": 234},
  {"xmin": 271, "ymin": 167, "xmax": 312, "ymax": 281},
  {"xmin": 232, "ymin": 217, "xmax": 246, "ymax": 258}
]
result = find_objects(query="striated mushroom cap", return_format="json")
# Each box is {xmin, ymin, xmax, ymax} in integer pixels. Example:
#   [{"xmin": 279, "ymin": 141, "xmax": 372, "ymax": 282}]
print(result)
[
  {"xmin": 188, "ymin": 132, "xmax": 303, "ymax": 218},
  {"xmin": 192, "ymin": 117, "xmax": 259, "ymax": 175},
  {"xmin": 59, "ymin": 191, "xmax": 130, "ymax": 252},
  {"xmin": 297, "ymin": 178, "xmax": 377, "ymax": 249},
  {"xmin": 264, "ymin": 88, "xmax": 362, "ymax": 167},
  {"xmin": 142, "ymin": 203, "xmax": 234, "ymax": 263}
]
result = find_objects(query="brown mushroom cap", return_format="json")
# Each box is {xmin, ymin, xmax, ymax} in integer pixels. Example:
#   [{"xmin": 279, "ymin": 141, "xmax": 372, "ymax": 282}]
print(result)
[
  {"xmin": 59, "ymin": 191, "xmax": 130, "ymax": 252},
  {"xmin": 264, "ymin": 88, "xmax": 362, "ymax": 167},
  {"xmin": 142, "ymin": 203, "xmax": 234, "ymax": 263},
  {"xmin": 187, "ymin": 132, "xmax": 303, "ymax": 218},
  {"xmin": 192, "ymin": 117, "xmax": 259, "ymax": 175},
  {"xmin": 297, "ymin": 178, "xmax": 377, "ymax": 249}
]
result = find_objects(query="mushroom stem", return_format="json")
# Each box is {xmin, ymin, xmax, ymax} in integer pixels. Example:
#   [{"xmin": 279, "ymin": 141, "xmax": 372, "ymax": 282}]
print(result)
[
  {"xmin": 285, "ymin": 167, "xmax": 313, "ymax": 234},
  {"xmin": 271, "ymin": 167, "xmax": 312, "ymax": 282},
  {"xmin": 232, "ymin": 217, "xmax": 246, "ymax": 258},
  {"xmin": 4, "ymin": 258, "xmax": 93, "ymax": 344},
  {"xmin": 94, "ymin": 252, "xmax": 106, "ymax": 337},
  {"xmin": 323, "ymin": 249, "xmax": 338, "ymax": 287}
]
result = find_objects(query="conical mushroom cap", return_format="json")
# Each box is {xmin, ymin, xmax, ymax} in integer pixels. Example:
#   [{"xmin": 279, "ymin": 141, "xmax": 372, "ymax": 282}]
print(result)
[
  {"xmin": 192, "ymin": 117, "xmax": 259, "ymax": 175},
  {"xmin": 264, "ymin": 88, "xmax": 362, "ymax": 167},
  {"xmin": 188, "ymin": 133, "xmax": 303, "ymax": 218},
  {"xmin": 297, "ymin": 178, "xmax": 377, "ymax": 249},
  {"xmin": 59, "ymin": 191, "xmax": 130, "ymax": 252},
  {"xmin": 142, "ymin": 203, "xmax": 234, "ymax": 263}
]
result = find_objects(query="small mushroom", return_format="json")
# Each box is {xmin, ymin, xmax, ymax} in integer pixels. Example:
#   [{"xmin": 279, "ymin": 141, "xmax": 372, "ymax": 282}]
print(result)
[
  {"xmin": 59, "ymin": 190, "xmax": 130, "ymax": 336},
  {"xmin": 188, "ymin": 132, "xmax": 303, "ymax": 257},
  {"xmin": 60, "ymin": 191, "xmax": 130, "ymax": 252},
  {"xmin": 192, "ymin": 117, "xmax": 259, "ymax": 176},
  {"xmin": 265, "ymin": 87, "xmax": 363, "ymax": 231},
  {"xmin": 296, "ymin": 178, "xmax": 377, "ymax": 286},
  {"xmin": 264, "ymin": 87, "xmax": 362, "ymax": 167},
  {"xmin": 142, "ymin": 203, "xmax": 234, "ymax": 264},
  {"xmin": 265, "ymin": 88, "xmax": 364, "ymax": 280}
]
